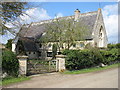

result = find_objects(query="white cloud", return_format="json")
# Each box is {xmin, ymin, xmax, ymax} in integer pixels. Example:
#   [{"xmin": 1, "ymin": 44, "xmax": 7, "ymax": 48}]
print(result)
[
  {"xmin": 55, "ymin": 13, "xmax": 63, "ymax": 18},
  {"xmin": 5, "ymin": 8, "xmax": 51, "ymax": 28},
  {"xmin": 19, "ymin": 8, "xmax": 51, "ymax": 24},
  {"xmin": 1, "ymin": 8, "xmax": 51, "ymax": 44},
  {"xmin": 102, "ymin": 4, "xmax": 118, "ymax": 43},
  {"xmin": 102, "ymin": 4, "xmax": 118, "ymax": 16},
  {"xmin": 0, "ymin": 31, "xmax": 15, "ymax": 44}
]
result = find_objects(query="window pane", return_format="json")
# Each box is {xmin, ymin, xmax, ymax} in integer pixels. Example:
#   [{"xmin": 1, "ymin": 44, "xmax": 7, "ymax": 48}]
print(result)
[{"xmin": 80, "ymin": 43, "xmax": 84, "ymax": 47}]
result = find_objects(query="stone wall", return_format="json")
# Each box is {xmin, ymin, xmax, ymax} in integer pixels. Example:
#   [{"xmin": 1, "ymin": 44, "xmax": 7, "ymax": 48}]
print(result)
[
  {"xmin": 92, "ymin": 8, "xmax": 108, "ymax": 48},
  {"xmin": 17, "ymin": 55, "xmax": 28, "ymax": 75},
  {"xmin": 17, "ymin": 55, "xmax": 66, "ymax": 76},
  {"xmin": 56, "ymin": 55, "xmax": 66, "ymax": 72}
]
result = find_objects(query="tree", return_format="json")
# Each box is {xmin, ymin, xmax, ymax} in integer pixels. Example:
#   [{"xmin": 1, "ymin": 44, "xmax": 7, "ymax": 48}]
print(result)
[
  {"xmin": 52, "ymin": 44, "xmax": 57, "ymax": 59},
  {"xmin": 0, "ymin": 2, "xmax": 27, "ymax": 35},
  {"xmin": 5, "ymin": 39, "xmax": 13, "ymax": 50},
  {"xmin": 2, "ymin": 49, "xmax": 19, "ymax": 77},
  {"xmin": 41, "ymin": 17, "xmax": 89, "ymax": 51}
]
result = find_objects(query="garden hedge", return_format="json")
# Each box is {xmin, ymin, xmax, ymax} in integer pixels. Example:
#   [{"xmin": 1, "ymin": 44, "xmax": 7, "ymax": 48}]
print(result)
[
  {"xmin": 100, "ymin": 48, "xmax": 119, "ymax": 65},
  {"xmin": 63, "ymin": 48, "xmax": 119, "ymax": 70},
  {"xmin": 2, "ymin": 49, "xmax": 19, "ymax": 77}
]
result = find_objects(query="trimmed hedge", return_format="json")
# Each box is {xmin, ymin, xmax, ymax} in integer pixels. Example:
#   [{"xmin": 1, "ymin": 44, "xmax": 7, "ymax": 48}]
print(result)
[
  {"xmin": 2, "ymin": 50, "xmax": 19, "ymax": 77},
  {"xmin": 63, "ymin": 48, "xmax": 119, "ymax": 70},
  {"xmin": 107, "ymin": 43, "xmax": 120, "ymax": 50},
  {"xmin": 100, "ymin": 48, "xmax": 119, "ymax": 65}
]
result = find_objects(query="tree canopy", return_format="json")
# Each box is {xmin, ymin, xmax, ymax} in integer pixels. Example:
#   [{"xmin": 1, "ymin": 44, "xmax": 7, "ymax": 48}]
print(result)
[
  {"xmin": 0, "ymin": 2, "xmax": 27, "ymax": 35},
  {"xmin": 5, "ymin": 39, "xmax": 13, "ymax": 50},
  {"xmin": 40, "ymin": 17, "xmax": 89, "ymax": 50}
]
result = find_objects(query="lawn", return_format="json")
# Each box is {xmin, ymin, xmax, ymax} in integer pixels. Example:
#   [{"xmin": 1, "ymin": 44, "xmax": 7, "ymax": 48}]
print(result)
[
  {"xmin": 63, "ymin": 63, "xmax": 119, "ymax": 74},
  {"xmin": 2, "ymin": 76, "xmax": 31, "ymax": 86}
]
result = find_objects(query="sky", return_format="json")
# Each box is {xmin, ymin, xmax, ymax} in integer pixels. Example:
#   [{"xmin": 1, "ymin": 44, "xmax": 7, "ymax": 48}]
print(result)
[{"xmin": 0, "ymin": 2, "xmax": 118, "ymax": 44}]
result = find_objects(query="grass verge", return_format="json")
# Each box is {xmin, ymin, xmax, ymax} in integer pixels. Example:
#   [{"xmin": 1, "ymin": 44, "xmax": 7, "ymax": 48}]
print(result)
[
  {"xmin": 63, "ymin": 63, "xmax": 120, "ymax": 74},
  {"xmin": 2, "ymin": 76, "xmax": 31, "ymax": 86}
]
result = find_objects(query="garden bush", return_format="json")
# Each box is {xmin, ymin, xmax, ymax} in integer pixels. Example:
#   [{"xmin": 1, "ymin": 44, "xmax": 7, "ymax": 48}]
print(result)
[
  {"xmin": 63, "ymin": 47, "xmax": 119, "ymax": 70},
  {"xmin": 100, "ymin": 48, "xmax": 119, "ymax": 65},
  {"xmin": 63, "ymin": 49, "xmax": 104, "ymax": 70},
  {"xmin": 2, "ymin": 50, "xmax": 19, "ymax": 77},
  {"xmin": 5, "ymin": 39, "xmax": 13, "ymax": 50},
  {"xmin": 107, "ymin": 43, "xmax": 120, "ymax": 50},
  {"xmin": 52, "ymin": 44, "xmax": 57, "ymax": 59}
]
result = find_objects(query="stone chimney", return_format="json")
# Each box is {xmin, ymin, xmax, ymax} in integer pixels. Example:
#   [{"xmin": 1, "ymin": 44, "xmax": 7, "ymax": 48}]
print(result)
[{"xmin": 74, "ymin": 9, "xmax": 80, "ymax": 21}]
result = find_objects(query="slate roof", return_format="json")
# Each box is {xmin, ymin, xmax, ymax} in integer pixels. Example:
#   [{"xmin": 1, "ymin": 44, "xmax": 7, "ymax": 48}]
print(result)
[
  {"xmin": 17, "ymin": 10, "xmax": 98, "ymax": 51},
  {"xmin": 20, "ymin": 37, "xmax": 38, "ymax": 51},
  {"xmin": 19, "ymin": 11, "xmax": 98, "ymax": 39}
]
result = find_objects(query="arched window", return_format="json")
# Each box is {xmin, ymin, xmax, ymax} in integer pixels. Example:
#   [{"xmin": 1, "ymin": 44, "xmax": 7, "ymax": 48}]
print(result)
[
  {"xmin": 99, "ymin": 26, "xmax": 104, "ymax": 47},
  {"xmin": 99, "ymin": 26, "xmax": 103, "ymax": 38}
]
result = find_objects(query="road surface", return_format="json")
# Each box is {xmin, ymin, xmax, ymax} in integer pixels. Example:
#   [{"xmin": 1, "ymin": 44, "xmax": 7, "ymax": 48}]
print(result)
[{"xmin": 4, "ymin": 68, "xmax": 118, "ymax": 88}]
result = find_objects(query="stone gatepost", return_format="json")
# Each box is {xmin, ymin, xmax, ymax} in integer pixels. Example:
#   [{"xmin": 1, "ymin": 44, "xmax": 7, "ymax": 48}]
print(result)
[
  {"xmin": 17, "ymin": 55, "xmax": 28, "ymax": 76},
  {"xmin": 56, "ymin": 55, "xmax": 66, "ymax": 72}
]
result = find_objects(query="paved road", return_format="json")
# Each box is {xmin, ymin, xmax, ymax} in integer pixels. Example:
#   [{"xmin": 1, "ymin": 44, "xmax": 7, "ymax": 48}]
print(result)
[{"xmin": 5, "ymin": 68, "xmax": 118, "ymax": 88}]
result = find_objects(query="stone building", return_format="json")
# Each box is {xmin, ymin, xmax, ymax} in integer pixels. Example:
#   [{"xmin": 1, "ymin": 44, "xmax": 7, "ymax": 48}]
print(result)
[{"xmin": 12, "ymin": 8, "xmax": 108, "ymax": 59}]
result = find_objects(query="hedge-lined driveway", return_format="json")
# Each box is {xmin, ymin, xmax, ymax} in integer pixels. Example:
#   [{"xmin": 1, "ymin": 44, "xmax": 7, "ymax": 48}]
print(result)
[{"xmin": 5, "ymin": 68, "xmax": 118, "ymax": 88}]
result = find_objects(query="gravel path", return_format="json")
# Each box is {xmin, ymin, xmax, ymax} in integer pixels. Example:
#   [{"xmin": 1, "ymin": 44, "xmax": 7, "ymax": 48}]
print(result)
[{"xmin": 4, "ymin": 68, "xmax": 118, "ymax": 88}]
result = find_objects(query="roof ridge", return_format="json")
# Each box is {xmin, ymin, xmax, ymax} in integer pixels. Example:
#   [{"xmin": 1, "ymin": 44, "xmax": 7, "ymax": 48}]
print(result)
[
  {"xmin": 18, "ymin": 10, "xmax": 98, "ymax": 39},
  {"xmin": 21, "ymin": 10, "xmax": 98, "ymax": 28}
]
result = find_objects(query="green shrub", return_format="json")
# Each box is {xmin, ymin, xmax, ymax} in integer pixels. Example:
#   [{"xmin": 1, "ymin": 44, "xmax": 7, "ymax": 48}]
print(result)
[
  {"xmin": 63, "ymin": 49, "xmax": 104, "ymax": 70},
  {"xmin": 52, "ymin": 44, "xmax": 57, "ymax": 59},
  {"xmin": 89, "ymin": 48, "xmax": 104, "ymax": 65},
  {"xmin": 63, "ymin": 47, "xmax": 120, "ymax": 70},
  {"xmin": 100, "ymin": 48, "xmax": 119, "ymax": 65},
  {"xmin": 5, "ymin": 39, "xmax": 13, "ymax": 50},
  {"xmin": 116, "ymin": 43, "xmax": 120, "ymax": 48},
  {"xmin": 2, "ymin": 50, "xmax": 19, "ymax": 77},
  {"xmin": 107, "ymin": 43, "xmax": 120, "ymax": 50}
]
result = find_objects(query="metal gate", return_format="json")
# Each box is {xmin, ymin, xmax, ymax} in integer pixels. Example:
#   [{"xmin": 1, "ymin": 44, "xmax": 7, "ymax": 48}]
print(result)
[{"xmin": 27, "ymin": 59, "xmax": 58, "ymax": 75}]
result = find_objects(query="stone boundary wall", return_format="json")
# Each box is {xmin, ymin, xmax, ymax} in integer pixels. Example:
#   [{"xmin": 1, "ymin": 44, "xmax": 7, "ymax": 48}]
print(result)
[
  {"xmin": 17, "ymin": 55, "xmax": 66, "ymax": 76},
  {"xmin": 17, "ymin": 55, "xmax": 28, "ymax": 76},
  {"xmin": 56, "ymin": 55, "xmax": 66, "ymax": 72}
]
